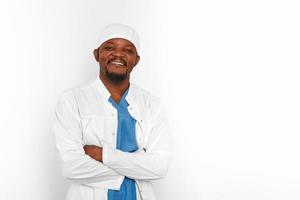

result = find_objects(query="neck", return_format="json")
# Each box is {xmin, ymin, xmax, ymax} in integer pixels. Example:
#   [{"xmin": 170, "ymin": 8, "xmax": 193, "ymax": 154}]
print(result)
[{"xmin": 99, "ymin": 74, "xmax": 130, "ymax": 103}]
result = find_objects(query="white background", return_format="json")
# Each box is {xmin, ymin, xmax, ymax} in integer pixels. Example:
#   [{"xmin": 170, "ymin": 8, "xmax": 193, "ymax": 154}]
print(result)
[{"xmin": 0, "ymin": 0, "xmax": 300, "ymax": 199}]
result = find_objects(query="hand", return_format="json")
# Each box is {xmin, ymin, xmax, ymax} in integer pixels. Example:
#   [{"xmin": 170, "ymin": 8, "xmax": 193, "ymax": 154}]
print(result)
[{"xmin": 83, "ymin": 145, "xmax": 103, "ymax": 162}]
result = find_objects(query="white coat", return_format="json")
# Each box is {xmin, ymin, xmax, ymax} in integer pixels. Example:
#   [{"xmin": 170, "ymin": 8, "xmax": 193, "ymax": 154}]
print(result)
[{"xmin": 53, "ymin": 78, "xmax": 171, "ymax": 200}]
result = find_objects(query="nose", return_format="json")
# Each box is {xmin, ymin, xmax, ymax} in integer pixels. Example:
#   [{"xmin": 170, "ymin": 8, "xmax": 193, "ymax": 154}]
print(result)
[{"xmin": 111, "ymin": 48, "xmax": 125, "ymax": 58}]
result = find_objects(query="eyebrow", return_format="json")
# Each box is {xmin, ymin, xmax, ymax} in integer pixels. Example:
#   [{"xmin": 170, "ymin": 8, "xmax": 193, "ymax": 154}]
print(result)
[
  {"xmin": 104, "ymin": 42, "xmax": 135, "ymax": 48},
  {"xmin": 104, "ymin": 42, "xmax": 114, "ymax": 45}
]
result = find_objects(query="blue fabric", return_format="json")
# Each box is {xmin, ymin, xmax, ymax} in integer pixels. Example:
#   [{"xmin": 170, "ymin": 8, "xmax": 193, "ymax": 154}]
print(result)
[{"xmin": 107, "ymin": 89, "xmax": 138, "ymax": 200}]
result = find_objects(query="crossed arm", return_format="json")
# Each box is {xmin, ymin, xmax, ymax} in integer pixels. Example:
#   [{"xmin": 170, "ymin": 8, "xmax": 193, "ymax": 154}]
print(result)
[
  {"xmin": 54, "ymin": 94, "xmax": 171, "ymax": 187},
  {"xmin": 83, "ymin": 145, "xmax": 103, "ymax": 162}
]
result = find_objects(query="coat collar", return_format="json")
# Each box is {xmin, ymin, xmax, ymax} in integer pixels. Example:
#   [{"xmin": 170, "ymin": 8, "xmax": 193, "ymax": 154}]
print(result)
[
  {"xmin": 93, "ymin": 77, "xmax": 142, "ymax": 123},
  {"xmin": 94, "ymin": 77, "xmax": 111, "ymax": 101},
  {"xmin": 94, "ymin": 76, "xmax": 134, "ymax": 103}
]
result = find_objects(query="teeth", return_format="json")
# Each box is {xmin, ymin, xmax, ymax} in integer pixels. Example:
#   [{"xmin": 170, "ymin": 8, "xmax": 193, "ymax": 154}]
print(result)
[{"xmin": 110, "ymin": 60, "xmax": 125, "ymax": 66}]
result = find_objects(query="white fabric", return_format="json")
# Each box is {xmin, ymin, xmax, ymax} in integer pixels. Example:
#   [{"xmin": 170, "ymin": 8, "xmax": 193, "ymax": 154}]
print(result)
[
  {"xmin": 53, "ymin": 78, "xmax": 171, "ymax": 200},
  {"xmin": 97, "ymin": 23, "xmax": 140, "ymax": 52}
]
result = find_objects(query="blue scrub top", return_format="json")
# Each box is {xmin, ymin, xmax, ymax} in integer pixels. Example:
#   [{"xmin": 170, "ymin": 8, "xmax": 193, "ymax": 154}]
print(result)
[{"xmin": 107, "ymin": 89, "xmax": 138, "ymax": 200}]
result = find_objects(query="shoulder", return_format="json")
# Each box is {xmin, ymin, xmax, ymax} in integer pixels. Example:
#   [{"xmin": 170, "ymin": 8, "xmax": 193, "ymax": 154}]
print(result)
[
  {"xmin": 130, "ymin": 83, "xmax": 160, "ymax": 101},
  {"xmin": 130, "ymin": 83, "xmax": 164, "ymax": 114},
  {"xmin": 57, "ymin": 80, "xmax": 95, "ymax": 103}
]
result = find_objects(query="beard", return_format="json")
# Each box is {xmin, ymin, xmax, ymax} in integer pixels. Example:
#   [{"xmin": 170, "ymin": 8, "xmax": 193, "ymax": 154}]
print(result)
[{"xmin": 105, "ymin": 71, "xmax": 127, "ymax": 83}]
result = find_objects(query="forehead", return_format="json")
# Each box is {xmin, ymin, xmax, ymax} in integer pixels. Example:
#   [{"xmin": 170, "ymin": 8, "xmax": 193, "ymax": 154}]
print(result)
[{"xmin": 100, "ymin": 38, "xmax": 136, "ymax": 48}]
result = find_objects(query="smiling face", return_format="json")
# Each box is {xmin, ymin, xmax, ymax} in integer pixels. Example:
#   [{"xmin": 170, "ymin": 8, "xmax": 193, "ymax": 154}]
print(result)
[{"xmin": 94, "ymin": 38, "xmax": 140, "ymax": 84}]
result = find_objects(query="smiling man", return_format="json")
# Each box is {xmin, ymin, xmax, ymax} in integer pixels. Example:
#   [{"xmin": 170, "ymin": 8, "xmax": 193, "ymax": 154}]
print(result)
[{"xmin": 53, "ymin": 23, "xmax": 171, "ymax": 200}]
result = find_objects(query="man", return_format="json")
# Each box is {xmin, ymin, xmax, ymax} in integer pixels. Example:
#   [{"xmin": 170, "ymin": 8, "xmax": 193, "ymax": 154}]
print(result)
[{"xmin": 53, "ymin": 23, "xmax": 171, "ymax": 200}]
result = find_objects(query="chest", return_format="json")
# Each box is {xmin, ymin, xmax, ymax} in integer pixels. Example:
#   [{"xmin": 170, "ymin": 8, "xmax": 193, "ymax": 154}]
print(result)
[{"xmin": 77, "ymin": 97, "xmax": 152, "ymax": 150}]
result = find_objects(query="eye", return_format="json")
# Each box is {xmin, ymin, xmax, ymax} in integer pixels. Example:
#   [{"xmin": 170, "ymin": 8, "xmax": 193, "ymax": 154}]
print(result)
[
  {"xmin": 124, "ymin": 48, "xmax": 134, "ymax": 54},
  {"xmin": 103, "ymin": 46, "xmax": 114, "ymax": 51}
]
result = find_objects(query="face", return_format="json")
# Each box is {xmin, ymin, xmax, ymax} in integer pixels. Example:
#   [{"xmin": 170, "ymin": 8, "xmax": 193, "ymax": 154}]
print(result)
[{"xmin": 94, "ymin": 38, "xmax": 140, "ymax": 83}]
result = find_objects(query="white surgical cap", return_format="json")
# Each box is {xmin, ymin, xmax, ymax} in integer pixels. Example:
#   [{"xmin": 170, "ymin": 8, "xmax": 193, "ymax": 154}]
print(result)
[{"xmin": 97, "ymin": 23, "xmax": 140, "ymax": 52}]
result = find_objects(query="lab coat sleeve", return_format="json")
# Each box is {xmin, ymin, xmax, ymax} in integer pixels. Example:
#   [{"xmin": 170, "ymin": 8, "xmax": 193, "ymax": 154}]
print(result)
[
  {"xmin": 53, "ymin": 92, "xmax": 124, "ymax": 189},
  {"xmin": 102, "ymin": 98, "xmax": 172, "ymax": 181}
]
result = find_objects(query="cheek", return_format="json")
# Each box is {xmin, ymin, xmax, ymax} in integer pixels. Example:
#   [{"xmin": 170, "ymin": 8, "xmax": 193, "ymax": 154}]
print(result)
[
  {"xmin": 128, "ymin": 57, "xmax": 138, "ymax": 67},
  {"xmin": 99, "ymin": 53, "xmax": 109, "ymax": 64}
]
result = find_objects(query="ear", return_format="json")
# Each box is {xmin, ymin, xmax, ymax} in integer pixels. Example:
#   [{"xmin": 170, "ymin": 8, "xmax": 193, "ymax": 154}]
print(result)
[
  {"xmin": 134, "ymin": 55, "xmax": 140, "ymax": 67},
  {"xmin": 93, "ymin": 49, "xmax": 99, "ymax": 61}
]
